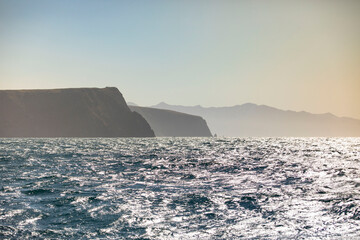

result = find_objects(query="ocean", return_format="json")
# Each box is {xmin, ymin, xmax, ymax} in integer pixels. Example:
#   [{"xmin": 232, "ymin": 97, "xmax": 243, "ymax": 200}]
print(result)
[{"xmin": 1, "ymin": 138, "xmax": 359, "ymax": 239}]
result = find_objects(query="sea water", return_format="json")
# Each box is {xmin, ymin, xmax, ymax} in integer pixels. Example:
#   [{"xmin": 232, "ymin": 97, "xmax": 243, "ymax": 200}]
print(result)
[{"xmin": 0, "ymin": 138, "xmax": 359, "ymax": 239}]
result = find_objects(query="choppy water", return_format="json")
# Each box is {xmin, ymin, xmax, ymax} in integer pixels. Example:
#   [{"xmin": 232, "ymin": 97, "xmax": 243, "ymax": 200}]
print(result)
[{"xmin": 1, "ymin": 138, "xmax": 360, "ymax": 239}]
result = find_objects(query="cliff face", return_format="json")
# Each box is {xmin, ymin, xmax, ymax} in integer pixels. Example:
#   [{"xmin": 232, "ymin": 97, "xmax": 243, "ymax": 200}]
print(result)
[
  {"xmin": 129, "ymin": 106, "xmax": 212, "ymax": 137},
  {"xmin": 0, "ymin": 87, "xmax": 155, "ymax": 137}
]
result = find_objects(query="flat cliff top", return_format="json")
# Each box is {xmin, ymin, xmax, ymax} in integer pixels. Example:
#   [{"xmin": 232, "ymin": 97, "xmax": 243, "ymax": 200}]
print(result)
[{"xmin": 0, "ymin": 87, "xmax": 154, "ymax": 137}]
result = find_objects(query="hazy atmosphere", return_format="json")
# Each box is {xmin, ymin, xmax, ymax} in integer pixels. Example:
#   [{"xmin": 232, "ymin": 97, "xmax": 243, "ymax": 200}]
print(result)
[
  {"xmin": 1, "ymin": 0, "xmax": 360, "ymax": 119},
  {"xmin": 2, "ymin": 1, "xmax": 360, "ymax": 239}
]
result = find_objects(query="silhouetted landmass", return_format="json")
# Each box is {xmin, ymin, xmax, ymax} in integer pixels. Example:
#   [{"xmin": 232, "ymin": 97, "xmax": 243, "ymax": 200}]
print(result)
[
  {"xmin": 129, "ymin": 106, "xmax": 212, "ymax": 137},
  {"xmin": 127, "ymin": 102, "xmax": 138, "ymax": 106},
  {"xmin": 152, "ymin": 102, "xmax": 360, "ymax": 137},
  {"xmin": 0, "ymin": 87, "xmax": 155, "ymax": 137}
]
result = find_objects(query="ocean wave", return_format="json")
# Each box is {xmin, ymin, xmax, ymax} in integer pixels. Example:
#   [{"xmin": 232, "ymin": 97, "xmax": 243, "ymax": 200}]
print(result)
[{"xmin": 0, "ymin": 137, "xmax": 359, "ymax": 239}]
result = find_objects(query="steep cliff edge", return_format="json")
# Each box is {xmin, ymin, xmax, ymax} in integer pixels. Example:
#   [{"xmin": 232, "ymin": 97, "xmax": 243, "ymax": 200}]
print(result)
[
  {"xmin": 129, "ymin": 106, "xmax": 212, "ymax": 137},
  {"xmin": 0, "ymin": 87, "xmax": 155, "ymax": 137}
]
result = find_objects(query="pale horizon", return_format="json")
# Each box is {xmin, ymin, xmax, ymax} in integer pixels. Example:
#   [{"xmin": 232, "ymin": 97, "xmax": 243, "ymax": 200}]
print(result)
[{"xmin": 1, "ymin": 0, "xmax": 359, "ymax": 119}]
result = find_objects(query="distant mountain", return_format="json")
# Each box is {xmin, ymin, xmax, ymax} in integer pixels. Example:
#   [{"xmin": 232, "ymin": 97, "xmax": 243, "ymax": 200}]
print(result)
[
  {"xmin": 152, "ymin": 102, "xmax": 360, "ymax": 137},
  {"xmin": 129, "ymin": 106, "xmax": 212, "ymax": 137},
  {"xmin": 0, "ymin": 87, "xmax": 155, "ymax": 137}
]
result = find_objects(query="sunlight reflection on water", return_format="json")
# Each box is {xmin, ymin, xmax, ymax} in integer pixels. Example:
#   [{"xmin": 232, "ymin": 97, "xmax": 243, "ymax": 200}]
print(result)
[{"xmin": 0, "ymin": 137, "xmax": 360, "ymax": 239}]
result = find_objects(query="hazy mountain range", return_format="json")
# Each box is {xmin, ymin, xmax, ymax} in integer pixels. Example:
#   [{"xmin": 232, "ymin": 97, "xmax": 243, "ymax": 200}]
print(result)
[
  {"xmin": 151, "ymin": 102, "xmax": 360, "ymax": 137},
  {"xmin": 1, "ymin": 87, "xmax": 359, "ymax": 137}
]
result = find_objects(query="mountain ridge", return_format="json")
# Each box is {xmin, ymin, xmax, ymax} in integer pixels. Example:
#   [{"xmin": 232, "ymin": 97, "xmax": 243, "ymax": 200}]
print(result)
[
  {"xmin": 153, "ymin": 102, "xmax": 358, "ymax": 120},
  {"xmin": 151, "ymin": 102, "xmax": 360, "ymax": 137}
]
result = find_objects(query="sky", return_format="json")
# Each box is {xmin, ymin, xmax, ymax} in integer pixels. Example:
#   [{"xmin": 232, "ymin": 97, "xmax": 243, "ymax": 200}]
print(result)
[{"xmin": 1, "ymin": 0, "xmax": 359, "ymax": 119}]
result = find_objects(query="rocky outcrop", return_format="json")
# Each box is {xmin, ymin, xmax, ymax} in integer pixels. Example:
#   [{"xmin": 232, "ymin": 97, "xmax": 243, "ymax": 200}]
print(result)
[
  {"xmin": 129, "ymin": 106, "xmax": 212, "ymax": 137},
  {"xmin": 0, "ymin": 87, "xmax": 155, "ymax": 137}
]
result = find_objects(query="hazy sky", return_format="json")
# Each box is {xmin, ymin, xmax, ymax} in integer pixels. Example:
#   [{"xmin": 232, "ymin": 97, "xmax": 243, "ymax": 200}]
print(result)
[{"xmin": 1, "ymin": 0, "xmax": 359, "ymax": 119}]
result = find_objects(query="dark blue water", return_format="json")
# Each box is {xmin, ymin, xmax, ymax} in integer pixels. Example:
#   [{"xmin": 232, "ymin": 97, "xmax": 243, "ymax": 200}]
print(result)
[{"xmin": 1, "ymin": 138, "xmax": 360, "ymax": 239}]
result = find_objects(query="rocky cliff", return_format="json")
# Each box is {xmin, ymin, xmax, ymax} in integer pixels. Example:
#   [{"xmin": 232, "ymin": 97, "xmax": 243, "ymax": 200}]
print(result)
[
  {"xmin": 129, "ymin": 106, "xmax": 212, "ymax": 137},
  {"xmin": 0, "ymin": 87, "xmax": 155, "ymax": 137}
]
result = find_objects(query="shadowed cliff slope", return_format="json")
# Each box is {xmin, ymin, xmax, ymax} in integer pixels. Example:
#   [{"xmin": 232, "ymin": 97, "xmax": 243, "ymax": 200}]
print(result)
[
  {"xmin": 129, "ymin": 106, "xmax": 212, "ymax": 137},
  {"xmin": 152, "ymin": 102, "xmax": 360, "ymax": 137},
  {"xmin": 0, "ymin": 87, "xmax": 155, "ymax": 137}
]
